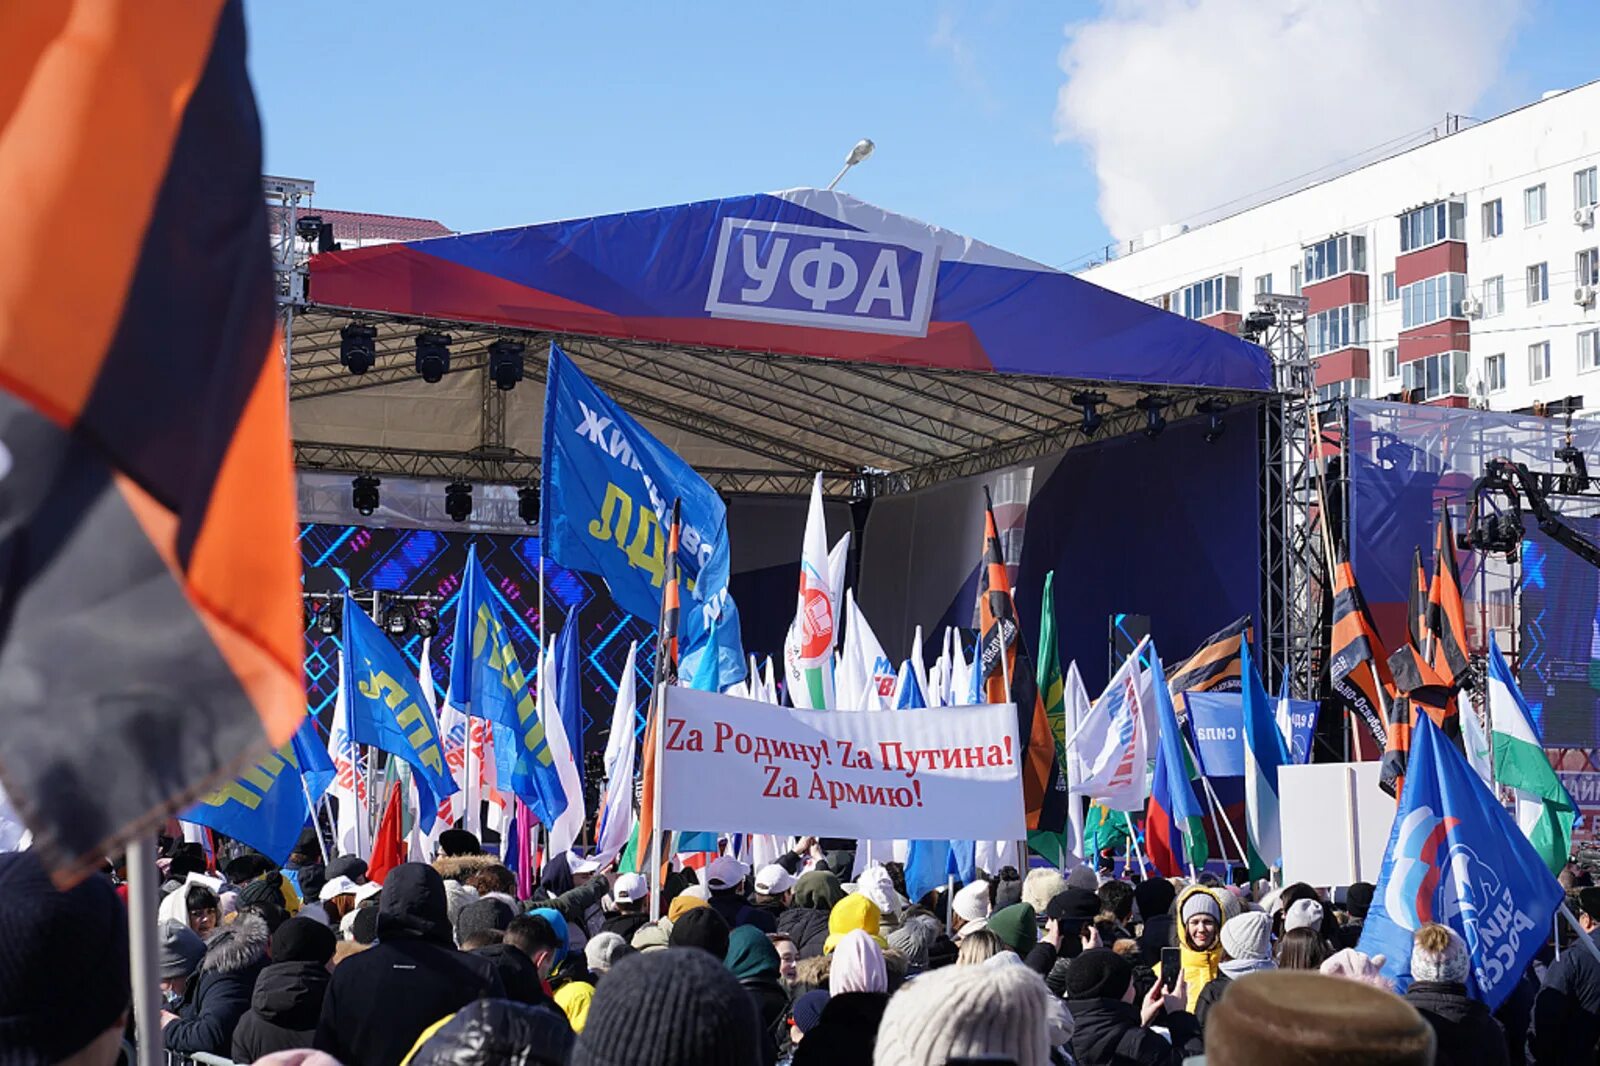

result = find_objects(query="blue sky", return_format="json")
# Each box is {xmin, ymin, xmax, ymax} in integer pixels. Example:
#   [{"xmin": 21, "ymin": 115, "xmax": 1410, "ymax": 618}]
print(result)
[{"xmin": 246, "ymin": 1, "xmax": 1598, "ymax": 268}]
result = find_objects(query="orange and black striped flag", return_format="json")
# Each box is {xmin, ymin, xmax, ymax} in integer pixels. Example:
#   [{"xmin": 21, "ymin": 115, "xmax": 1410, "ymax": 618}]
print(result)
[
  {"xmin": 1382, "ymin": 645, "xmax": 1455, "ymax": 796},
  {"xmin": 1428, "ymin": 502, "xmax": 1472, "ymax": 692},
  {"xmin": 975, "ymin": 489, "xmax": 1067, "ymax": 834},
  {"xmin": 1167, "ymin": 615, "xmax": 1251, "ymax": 713},
  {"xmin": 1408, "ymin": 547, "xmax": 1429, "ymax": 653},
  {"xmin": 1327, "ymin": 549, "xmax": 1396, "ymax": 756},
  {"xmin": 0, "ymin": 2, "xmax": 303, "ymax": 882},
  {"xmin": 637, "ymin": 502, "xmax": 681, "ymax": 883}
]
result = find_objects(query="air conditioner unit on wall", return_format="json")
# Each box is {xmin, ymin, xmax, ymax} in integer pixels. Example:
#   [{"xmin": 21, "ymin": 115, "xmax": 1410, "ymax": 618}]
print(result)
[
  {"xmin": 1576, "ymin": 205, "xmax": 1596, "ymax": 227},
  {"xmin": 1576, "ymin": 284, "xmax": 1597, "ymax": 307},
  {"xmin": 1461, "ymin": 297, "xmax": 1483, "ymax": 318}
]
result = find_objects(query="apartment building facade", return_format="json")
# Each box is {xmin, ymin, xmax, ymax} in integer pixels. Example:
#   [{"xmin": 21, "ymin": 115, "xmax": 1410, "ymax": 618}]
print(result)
[{"xmin": 1081, "ymin": 81, "xmax": 1600, "ymax": 415}]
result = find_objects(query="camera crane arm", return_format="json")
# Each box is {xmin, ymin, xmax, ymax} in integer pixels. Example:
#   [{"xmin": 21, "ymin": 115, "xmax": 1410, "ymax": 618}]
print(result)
[{"xmin": 1461, "ymin": 457, "xmax": 1600, "ymax": 569}]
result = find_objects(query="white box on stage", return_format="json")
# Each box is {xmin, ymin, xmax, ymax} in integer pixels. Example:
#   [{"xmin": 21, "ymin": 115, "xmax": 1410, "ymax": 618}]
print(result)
[{"xmin": 1279, "ymin": 761, "xmax": 1395, "ymax": 887}]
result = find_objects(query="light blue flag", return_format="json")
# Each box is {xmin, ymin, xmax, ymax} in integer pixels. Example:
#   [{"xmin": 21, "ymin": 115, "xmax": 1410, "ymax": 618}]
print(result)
[
  {"xmin": 894, "ymin": 660, "xmax": 926, "ymax": 710},
  {"xmin": 554, "ymin": 621, "xmax": 585, "ymax": 794},
  {"xmin": 1241, "ymin": 640, "xmax": 1291, "ymax": 877},
  {"xmin": 182, "ymin": 720, "xmax": 318, "ymax": 864},
  {"xmin": 1359, "ymin": 714, "xmax": 1564, "ymax": 1007},
  {"xmin": 293, "ymin": 715, "xmax": 337, "ymax": 808},
  {"xmin": 344, "ymin": 595, "xmax": 458, "ymax": 833},
  {"xmin": 541, "ymin": 342, "xmax": 745, "ymax": 686},
  {"xmin": 448, "ymin": 545, "xmax": 567, "ymax": 827},
  {"xmin": 688, "ymin": 614, "xmax": 722, "ymax": 692}
]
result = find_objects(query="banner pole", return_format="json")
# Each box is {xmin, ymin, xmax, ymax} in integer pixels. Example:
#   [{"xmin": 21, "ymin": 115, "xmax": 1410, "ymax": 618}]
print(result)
[
  {"xmin": 1179, "ymin": 730, "xmax": 1232, "ymax": 869},
  {"xmin": 1561, "ymin": 904, "xmax": 1600, "ymax": 963},
  {"xmin": 536, "ymin": 551, "xmax": 545, "ymax": 878},
  {"xmin": 1198, "ymin": 772, "xmax": 1251, "ymax": 873},
  {"xmin": 127, "ymin": 835, "xmax": 162, "ymax": 1066},
  {"xmin": 300, "ymin": 777, "xmax": 330, "ymax": 865},
  {"xmin": 645, "ymin": 500, "xmax": 682, "ymax": 924},
  {"xmin": 945, "ymin": 873, "xmax": 956, "ymax": 936}
]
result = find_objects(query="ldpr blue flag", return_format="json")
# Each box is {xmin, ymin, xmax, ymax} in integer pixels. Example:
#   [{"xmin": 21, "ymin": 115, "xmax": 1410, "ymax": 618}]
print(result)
[
  {"xmin": 1358, "ymin": 714, "xmax": 1563, "ymax": 1007},
  {"xmin": 540, "ymin": 342, "xmax": 745, "ymax": 686},
  {"xmin": 182, "ymin": 716, "xmax": 324, "ymax": 864},
  {"xmin": 344, "ymin": 594, "xmax": 458, "ymax": 833},
  {"xmin": 293, "ymin": 714, "xmax": 337, "ymax": 809},
  {"xmin": 447, "ymin": 545, "xmax": 567, "ymax": 827}
]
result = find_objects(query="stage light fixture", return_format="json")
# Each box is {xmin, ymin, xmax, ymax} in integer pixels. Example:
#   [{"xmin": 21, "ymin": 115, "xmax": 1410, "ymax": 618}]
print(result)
[
  {"xmin": 445, "ymin": 481, "xmax": 473, "ymax": 522},
  {"xmin": 383, "ymin": 602, "xmax": 412, "ymax": 637},
  {"xmin": 1241, "ymin": 310, "xmax": 1276, "ymax": 344},
  {"xmin": 1137, "ymin": 396, "xmax": 1168, "ymax": 438},
  {"xmin": 1072, "ymin": 391, "xmax": 1107, "ymax": 437},
  {"xmin": 316, "ymin": 601, "xmax": 340, "ymax": 638},
  {"xmin": 487, "ymin": 339, "xmax": 525, "ymax": 391},
  {"xmin": 519, "ymin": 485, "xmax": 541, "ymax": 526},
  {"xmin": 351, "ymin": 475, "xmax": 380, "ymax": 516},
  {"xmin": 414, "ymin": 607, "xmax": 439, "ymax": 638},
  {"xmin": 1557, "ymin": 443, "xmax": 1590, "ymax": 494},
  {"xmin": 1197, "ymin": 399, "xmax": 1227, "ymax": 443},
  {"xmin": 340, "ymin": 323, "xmax": 378, "ymax": 375},
  {"xmin": 414, "ymin": 331, "xmax": 451, "ymax": 384},
  {"xmin": 295, "ymin": 214, "xmax": 323, "ymax": 242}
]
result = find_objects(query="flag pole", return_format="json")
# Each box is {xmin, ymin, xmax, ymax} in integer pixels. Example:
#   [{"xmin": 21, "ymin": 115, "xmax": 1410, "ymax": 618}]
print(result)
[
  {"xmin": 1197, "ymin": 771, "xmax": 1250, "ymax": 872},
  {"xmin": 535, "ymin": 551, "xmax": 545, "ymax": 879},
  {"xmin": 127, "ymin": 834, "xmax": 162, "ymax": 1066},
  {"xmin": 646, "ymin": 500, "xmax": 682, "ymax": 922},
  {"xmin": 300, "ymin": 777, "xmax": 331, "ymax": 865}
]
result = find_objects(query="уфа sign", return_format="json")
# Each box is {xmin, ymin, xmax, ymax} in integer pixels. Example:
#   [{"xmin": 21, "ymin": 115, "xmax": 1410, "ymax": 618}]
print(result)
[
  {"xmin": 705, "ymin": 218, "xmax": 940, "ymax": 337},
  {"xmin": 657, "ymin": 687, "xmax": 1025, "ymax": 841}
]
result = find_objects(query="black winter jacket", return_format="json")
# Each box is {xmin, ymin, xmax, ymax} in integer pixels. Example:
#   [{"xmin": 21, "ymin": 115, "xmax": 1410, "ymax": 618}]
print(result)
[
  {"xmin": 777, "ymin": 907, "xmax": 831, "ymax": 959},
  {"xmin": 314, "ymin": 864, "xmax": 504, "ymax": 1066},
  {"xmin": 599, "ymin": 909, "xmax": 650, "ymax": 942},
  {"xmin": 1532, "ymin": 930, "xmax": 1600, "ymax": 1065},
  {"xmin": 710, "ymin": 890, "xmax": 778, "ymax": 934},
  {"xmin": 164, "ymin": 920, "xmax": 269, "ymax": 1055},
  {"xmin": 231, "ymin": 960, "xmax": 329, "ymax": 1061},
  {"xmin": 407, "ymin": 997, "xmax": 573, "ymax": 1066},
  {"xmin": 1404, "ymin": 980, "xmax": 1509, "ymax": 1066},
  {"xmin": 1067, "ymin": 997, "xmax": 1201, "ymax": 1066}
]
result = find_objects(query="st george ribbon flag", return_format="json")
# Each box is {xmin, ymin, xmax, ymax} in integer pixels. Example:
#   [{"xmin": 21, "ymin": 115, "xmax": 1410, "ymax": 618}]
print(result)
[
  {"xmin": 448, "ymin": 544, "xmax": 567, "ymax": 827},
  {"xmin": 182, "ymin": 715, "xmax": 329, "ymax": 864},
  {"xmin": 0, "ymin": 1, "xmax": 304, "ymax": 880},
  {"xmin": 344, "ymin": 595, "xmax": 457, "ymax": 832},
  {"xmin": 1359, "ymin": 714, "xmax": 1564, "ymax": 1008},
  {"xmin": 541, "ymin": 342, "xmax": 745, "ymax": 686}
]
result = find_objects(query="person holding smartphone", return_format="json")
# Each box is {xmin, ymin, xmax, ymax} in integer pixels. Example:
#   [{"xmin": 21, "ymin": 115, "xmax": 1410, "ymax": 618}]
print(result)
[{"xmin": 1064, "ymin": 947, "xmax": 1202, "ymax": 1064}]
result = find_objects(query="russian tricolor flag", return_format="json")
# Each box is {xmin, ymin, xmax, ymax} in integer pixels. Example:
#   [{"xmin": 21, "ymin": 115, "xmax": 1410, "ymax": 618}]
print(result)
[{"xmin": 1143, "ymin": 645, "xmax": 1209, "ymax": 877}]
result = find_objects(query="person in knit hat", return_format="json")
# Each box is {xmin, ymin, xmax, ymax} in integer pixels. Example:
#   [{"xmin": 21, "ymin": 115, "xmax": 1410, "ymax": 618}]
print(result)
[
  {"xmin": 1066, "ymin": 865, "xmax": 1100, "ymax": 892},
  {"xmin": 670, "ymin": 904, "xmax": 732, "ymax": 959},
  {"xmin": 1206, "ymin": 970, "xmax": 1435, "ymax": 1065},
  {"xmin": 1065, "ymin": 947, "xmax": 1200, "ymax": 1064},
  {"xmin": 780, "ymin": 870, "xmax": 847, "ymax": 959},
  {"xmin": 455, "ymin": 897, "xmax": 516, "ymax": 948},
  {"xmin": 1193, "ymin": 910, "xmax": 1275, "ymax": 1033},
  {"xmin": 787, "ymin": 988, "xmax": 830, "ymax": 1055},
  {"xmin": 873, "ymin": 951, "xmax": 1053, "ymax": 1066},
  {"xmin": 0, "ymin": 850, "xmax": 130, "ymax": 1066},
  {"xmin": 886, "ymin": 914, "xmax": 940, "ymax": 975},
  {"xmin": 630, "ymin": 922, "xmax": 670, "ymax": 953},
  {"xmin": 1022, "ymin": 867, "xmax": 1069, "ymax": 914},
  {"xmin": 1338, "ymin": 881, "xmax": 1375, "ymax": 948},
  {"xmin": 1167, "ymin": 884, "xmax": 1225, "ymax": 1010},
  {"xmin": 950, "ymin": 879, "xmax": 991, "ymax": 939},
  {"xmin": 1283, "ymin": 898, "xmax": 1325, "ymax": 936},
  {"xmin": 160, "ymin": 919, "xmax": 206, "ymax": 1008},
  {"xmin": 231, "ymin": 916, "xmax": 337, "ymax": 1061},
  {"xmin": 1133, "ymin": 877, "xmax": 1178, "ymax": 966},
  {"xmin": 666, "ymin": 891, "xmax": 708, "ymax": 923},
  {"xmin": 164, "ymin": 914, "xmax": 271, "ymax": 1055},
  {"xmin": 823, "ymin": 893, "xmax": 887, "ymax": 954},
  {"xmin": 571, "ymin": 945, "xmax": 761, "ymax": 1066},
  {"xmin": 584, "ymin": 930, "xmax": 632, "ymax": 977},
  {"xmin": 1403, "ymin": 923, "xmax": 1507, "ymax": 1066}
]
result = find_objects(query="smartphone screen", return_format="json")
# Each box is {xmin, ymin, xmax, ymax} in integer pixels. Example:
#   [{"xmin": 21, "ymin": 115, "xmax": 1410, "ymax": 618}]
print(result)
[{"xmin": 1160, "ymin": 946, "xmax": 1182, "ymax": 990}]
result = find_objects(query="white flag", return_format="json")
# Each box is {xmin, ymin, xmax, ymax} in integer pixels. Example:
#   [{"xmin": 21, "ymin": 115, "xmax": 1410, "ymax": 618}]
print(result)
[
  {"xmin": 593, "ymin": 642, "xmax": 640, "ymax": 866},
  {"xmin": 1061, "ymin": 661, "xmax": 1092, "ymax": 865},
  {"xmin": 1072, "ymin": 642, "xmax": 1151, "ymax": 812},
  {"xmin": 541, "ymin": 639, "xmax": 587, "ymax": 858},
  {"xmin": 785, "ymin": 474, "xmax": 839, "ymax": 710},
  {"xmin": 838, "ymin": 591, "xmax": 896, "ymax": 711},
  {"xmin": 410, "ymin": 637, "xmax": 461, "ymax": 862},
  {"xmin": 325, "ymin": 650, "xmax": 368, "ymax": 857}
]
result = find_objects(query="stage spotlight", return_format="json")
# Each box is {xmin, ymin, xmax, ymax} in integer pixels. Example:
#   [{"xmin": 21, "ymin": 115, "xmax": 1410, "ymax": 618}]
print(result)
[
  {"xmin": 519, "ymin": 485, "xmax": 541, "ymax": 526},
  {"xmin": 351, "ymin": 475, "xmax": 380, "ymax": 516},
  {"xmin": 1557, "ymin": 444, "xmax": 1590, "ymax": 494},
  {"xmin": 316, "ymin": 601, "xmax": 341, "ymax": 638},
  {"xmin": 1241, "ymin": 310, "xmax": 1276, "ymax": 344},
  {"xmin": 340, "ymin": 323, "xmax": 378, "ymax": 375},
  {"xmin": 487, "ymin": 339, "xmax": 525, "ymax": 391},
  {"xmin": 445, "ymin": 481, "xmax": 473, "ymax": 522},
  {"xmin": 1072, "ymin": 391, "xmax": 1107, "ymax": 437},
  {"xmin": 414, "ymin": 607, "xmax": 439, "ymax": 638},
  {"xmin": 295, "ymin": 214, "xmax": 323, "ymax": 242},
  {"xmin": 383, "ymin": 602, "xmax": 412, "ymax": 637},
  {"xmin": 414, "ymin": 331, "xmax": 451, "ymax": 383},
  {"xmin": 1197, "ymin": 399, "xmax": 1227, "ymax": 443},
  {"xmin": 1137, "ymin": 396, "xmax": 1168, "ymax": 438}
]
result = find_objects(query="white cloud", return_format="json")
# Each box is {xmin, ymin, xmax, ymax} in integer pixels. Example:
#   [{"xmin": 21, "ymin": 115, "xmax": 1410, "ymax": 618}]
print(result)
[
  {"xmin": 931, "ymin": 7, "xmax": 995, "ymax": 108},
  {"xmin": 1055, "ymin": 0, "xmax": 1525, "ymax": 241}
]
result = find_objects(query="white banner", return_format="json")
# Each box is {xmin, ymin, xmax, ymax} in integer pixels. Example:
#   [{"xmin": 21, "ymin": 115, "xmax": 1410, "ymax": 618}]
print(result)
[{"xmin": 658, "ymin": 688, "xmax": 1025, "ymax": 841}]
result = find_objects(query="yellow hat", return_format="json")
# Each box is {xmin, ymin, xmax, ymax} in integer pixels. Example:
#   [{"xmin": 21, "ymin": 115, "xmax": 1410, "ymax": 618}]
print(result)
[
  {"xmin": 824, "ymin": 892, "xmax": 888, "ymax": 954},
  {"xmin": 667, "ymin": 894, "xmax": 709, "ymax": 922}
]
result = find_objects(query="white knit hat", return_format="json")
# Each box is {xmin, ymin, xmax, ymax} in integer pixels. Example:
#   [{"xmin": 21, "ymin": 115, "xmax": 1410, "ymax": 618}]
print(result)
[
  {"xmin": 873, "ymin": 951, "xmax": 1052, "ymax": 1066},
  {"xmin": 1283, "ymin": 898, "xmax": 1325, "ymax": 934},
  {"xmin": 952, "ymin": 880, "xmax": 991, "ymax": 923},
  {"xmin": 1220, "ymin": 911, "xmax": 1273, "ymax": 962}
]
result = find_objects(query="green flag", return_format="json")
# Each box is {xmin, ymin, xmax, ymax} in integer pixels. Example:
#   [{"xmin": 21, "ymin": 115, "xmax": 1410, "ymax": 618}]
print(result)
[
  {"xmin": 1037, "ymin": 571, "xmax": 1069, "ymax": 772},
  {"xmin": 1488, "ymin": 644, "xmax": 1576, "ymax": 875}
]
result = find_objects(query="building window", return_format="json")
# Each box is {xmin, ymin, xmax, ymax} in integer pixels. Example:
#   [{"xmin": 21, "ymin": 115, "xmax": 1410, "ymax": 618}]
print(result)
[
  {"xmin": 1577, "ymin": 167, "xmax": 1599, "ymax": 209},
  {"xmin": 1383, "ymin": 346, "xmax": 1399, "ymax": 380},
  {"xmin": 1254, "ymin": 273, "xmax": 1273, "ymax": 296},
  {"xmin": 1402, "ymin": 350, "xmax": 1470, "ymax": 400},
  {"xmin": 1525, "ymin": 183, "xmax": 1547, "ymax": 226},
  {"xmin": 1527, "ymin": 262, "xmax": 1549, "ymax": 305},
  {"xmin": 1482, "ymin": 198, "xmax": 1503, "ymax": 239},
  {"xmin": 1308, "ymin": 304, "xmax": 1369, "ymax": 357},
  {"xmin": 1302, "ymin": 234, "xmax": 1367, "ymax": 284},
  {"xmin": 1482, "ymin": 275, "xmax": 1505, "ymax": 317},
  {"xmin": 1180, "ymin": 275, "xmax": 1241, "ymax": 320},
  {"xmin": 1316, "ymin": 379, "xmax": 1372, "ymax": 403},
  {"xmin": 1530, "ymin": 341, "xmax": 1552, "ymax": 383},
  {"xmin": 1383, "ymin": 271, "xmax": 1398, "ymax": 303},
  {"xmin": 1289, "ymin": 264, "xmax": 1302, "ymax": 296},
  {"xmin": 1582, "ymin": 330, "xmax": 1600, "ymax": 372},
  {"xmin": 1484, "ymin": 353, "xmax": 1506, "ymax": 392},
  {"xmin": 1400, "ymin": 273, "xmax": 1467, "ymax": 328},
  {"xmin": 1399, "ymin": 201, "xmax": 1465, "ymax": 252},
  {"xmin": 1579, "ymin": 248, "xmax": 1600, "ymax": 287}
]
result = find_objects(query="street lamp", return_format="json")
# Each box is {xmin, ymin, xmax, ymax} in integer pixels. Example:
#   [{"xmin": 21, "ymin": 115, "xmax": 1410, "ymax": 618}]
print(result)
[{"xmin": 826, "ymin": 139, "xmax": 876, "ymax": 191}]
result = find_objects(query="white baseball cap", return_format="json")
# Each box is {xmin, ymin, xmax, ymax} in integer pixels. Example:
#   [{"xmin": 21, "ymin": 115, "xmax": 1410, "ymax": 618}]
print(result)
[
  {"xmin": 318, "ymin": 875, "xmax": 359, "ymax": 902},
  {"xmin": 704, "ymin": 855, "xmax": 751, "ymax": 891},
  {"xmin": 611, "ymin": 872, "xmax": 649, "ymax": 905},
  {"xmin": 354, "ymin": 881, "xmax": 382, "ymax": 906},
  {"xmin": 754, "ymin": 864, "xmax": 798, "ymax": 896}
]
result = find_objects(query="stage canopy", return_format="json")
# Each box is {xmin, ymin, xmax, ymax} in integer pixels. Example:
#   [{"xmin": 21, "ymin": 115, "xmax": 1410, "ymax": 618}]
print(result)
[{"xmin": 289, "ymin": 188, "xmax": 1274, "ymax": 497}]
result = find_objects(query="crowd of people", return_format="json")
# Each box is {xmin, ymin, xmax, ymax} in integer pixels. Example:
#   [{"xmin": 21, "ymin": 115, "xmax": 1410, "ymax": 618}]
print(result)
[{"xmin": 9, "ymin": 828, "xmax": 1600, "ymax": 1066}]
